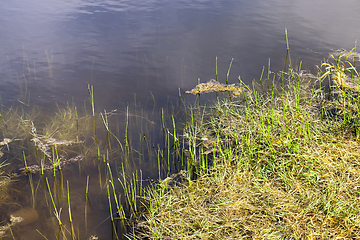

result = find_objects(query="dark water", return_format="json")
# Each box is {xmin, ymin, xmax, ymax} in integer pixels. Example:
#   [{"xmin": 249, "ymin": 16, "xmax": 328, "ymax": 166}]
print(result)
[
  {"xmin": 1, "ymin": 0, "xmax": 360, "ymax": 109},
  {"xmin": 0, "ymin": 0, "xmax": 360, "ymax": 239}
]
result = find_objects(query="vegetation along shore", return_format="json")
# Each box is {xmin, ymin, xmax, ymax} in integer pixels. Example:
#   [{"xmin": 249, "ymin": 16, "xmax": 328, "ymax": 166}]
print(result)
[{"xmin": 136, "ymin": 46, "xmax": 360, "ymax": 239}]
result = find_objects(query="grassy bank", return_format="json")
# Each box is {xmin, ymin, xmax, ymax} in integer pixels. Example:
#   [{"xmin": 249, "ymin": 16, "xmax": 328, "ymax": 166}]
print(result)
[{"xmin": 137, "ymin": 49, "xmax": 360, "ymax": 239}]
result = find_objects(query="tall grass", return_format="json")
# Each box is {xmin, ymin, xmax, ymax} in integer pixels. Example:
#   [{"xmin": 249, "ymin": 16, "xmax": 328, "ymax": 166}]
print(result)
[
  {"xmin": 137, "ymin": 46, "xmax": 360, "ymax": 239},
  {"xmin": 0, "ymin": 87, "xmax": 166, "ymax": 239},
  {"xmin": 88, "ymin": 84, "xmax": 97, "ymax": 144}
]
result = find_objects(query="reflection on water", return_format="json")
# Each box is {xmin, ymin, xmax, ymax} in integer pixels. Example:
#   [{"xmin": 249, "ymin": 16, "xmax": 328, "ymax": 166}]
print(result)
[
  {"xmin": 0, "ymin": 0, "xmax": 360, "ymax": 238},
  {"xmin": 1, "ymin": 0, "xmax": 360, "ymax": 109}
]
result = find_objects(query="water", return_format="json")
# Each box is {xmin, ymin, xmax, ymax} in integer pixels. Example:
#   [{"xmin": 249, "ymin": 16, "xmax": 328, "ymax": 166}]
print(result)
[{"xmin": 0, "ymin": 0, "xmax": 360, "ymax": 239}]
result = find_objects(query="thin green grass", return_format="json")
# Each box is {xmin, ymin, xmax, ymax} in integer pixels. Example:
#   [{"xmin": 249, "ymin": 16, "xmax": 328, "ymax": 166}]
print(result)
[
  {"xmin": 0, "ymin": 89, "xmax": 161, "ymax": 239},
  {"xmin": 138, "ymin": 49, "xmax": 360, "ymax": 239}
]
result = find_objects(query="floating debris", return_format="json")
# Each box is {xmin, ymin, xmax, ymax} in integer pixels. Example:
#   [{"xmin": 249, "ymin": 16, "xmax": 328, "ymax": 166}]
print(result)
[
  {"xmin": 9, "ymin": 215, "xmax": 23, "ymax": 224},
  {"xmin": 0, "ymin": 138, "xmax": 12, "ymax": 146},
  {"xmin": 0, "ymin": 138, "xmax": 15, "ymax": 158},
  {"xmin": 0, "ymin": 222, "xmax": 16, "ymax": 237},
  {"xmin": 0, "ymin": 138, "xmax": 14, "ymax": 151},
  {"xmin": 185, "ymin": 79, "xmax": 245, "ymax": 97},
  {"xmin": 44, "ymin": 138, "xmax": 81, "ymax": 146},
  {"xmin": 19, "ymin": 155, "xmax": 84, "ymax": 175},
  {"xmin": 28, "ymin": 121, "xmax": 84, "ymax": 160},
  {"xmin": 19, "ymin": 164, "xmax": 41, "ymax": 174}
]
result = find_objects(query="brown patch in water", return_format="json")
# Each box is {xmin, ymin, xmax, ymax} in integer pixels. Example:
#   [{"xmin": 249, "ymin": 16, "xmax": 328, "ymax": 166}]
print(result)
[{"xmin": 186, "ymin": 79, "xmax": 246, "ymax": 97}]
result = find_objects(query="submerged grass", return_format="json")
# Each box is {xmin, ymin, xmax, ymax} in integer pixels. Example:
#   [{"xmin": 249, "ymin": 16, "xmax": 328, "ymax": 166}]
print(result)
[
  {"xmin": 138, "ymin": 48, "xmax": 360, "ymax": 239},
  {"xmin": 0, "ymin": 88, "xmax": 161, "ymax": 239},
  {"xmin": 1, "ymin": 47, "xmax": 179, "ymax": 239}
]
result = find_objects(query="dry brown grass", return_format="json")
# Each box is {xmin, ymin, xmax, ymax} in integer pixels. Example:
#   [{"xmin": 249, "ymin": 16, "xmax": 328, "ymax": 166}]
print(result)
[{"xmin": 141, "ymin": 133, "xmax": 360, "ymax": 239}]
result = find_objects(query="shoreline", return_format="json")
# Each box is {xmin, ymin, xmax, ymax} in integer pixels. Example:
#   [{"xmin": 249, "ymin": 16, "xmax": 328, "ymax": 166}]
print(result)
[{"xmin": 137, "ymin": 50, "xmax": 360, "ymax": 239}]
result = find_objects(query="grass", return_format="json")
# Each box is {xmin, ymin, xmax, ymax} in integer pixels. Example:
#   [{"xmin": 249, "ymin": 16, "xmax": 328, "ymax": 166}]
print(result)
[
  {"xmin": 0, "ymin": 89, "xmax": 161, "ymax": 239},
  {"xmin": 137, "ymin": 48, "xmax": 360, "ymax": 239},
  {"xmin": 2, "ymin": 39, "xmax": 360, "ymax": 239}
]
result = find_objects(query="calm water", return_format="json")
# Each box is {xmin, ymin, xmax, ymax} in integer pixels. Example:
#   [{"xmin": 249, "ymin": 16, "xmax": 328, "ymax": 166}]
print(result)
[{"xmin": 0, "ymin": 0, "xmax": 360, "ymax": 239}]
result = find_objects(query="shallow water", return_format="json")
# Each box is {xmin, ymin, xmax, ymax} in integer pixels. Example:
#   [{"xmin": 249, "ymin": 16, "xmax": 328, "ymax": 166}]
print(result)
[{"xmin": 0, "ymin": 0, "xmax": 360, "ymax": 239}]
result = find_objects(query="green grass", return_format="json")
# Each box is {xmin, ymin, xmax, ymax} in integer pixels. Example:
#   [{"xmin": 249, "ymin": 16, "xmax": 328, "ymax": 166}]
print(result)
[
  {"xmin": 137, "ymin": 49, "xmax": 360, "ymax": 239},
  {"xmin": 0, "ymin": 90, "xmax": 161, "ymax": 239}
]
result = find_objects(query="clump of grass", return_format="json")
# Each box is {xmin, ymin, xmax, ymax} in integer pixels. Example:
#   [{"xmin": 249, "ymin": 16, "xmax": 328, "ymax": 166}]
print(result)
[
  {"xmin": 320, "ymin": 47, "xmax": 360, "ymax": 133},
  {"xmin": 139, "ymin": 50, "xmax": 360, "ymax": 239}
]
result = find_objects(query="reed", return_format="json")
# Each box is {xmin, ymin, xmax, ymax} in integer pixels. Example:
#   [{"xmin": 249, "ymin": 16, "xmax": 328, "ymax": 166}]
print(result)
[
  {"xmin": 23, "ymin": 150, "xmax": 36, "ymax": 209},
  {"xmin": 225, "ymin": 57, "xmax": 234, "ymax": 84},
  {"xmin": 157, "ymin": 148, "xmax": 162, "ymax": 183},
  {"xmin": 171, "ymin": 115, "xmax": 179, "ymax": 164},
  {"xmin": 22, "ymin": 151, "xmax": 28, "ymax": 172},
  {"xmin": 67, "ymin": 181, "xmax": 75, "ymax": 240},
  {"xmin": 267, "ymin": 57, "xmax": 271, "ymax": 88},
  {"xmin": 106, "ymin": 184, "xmax": 119, "ymax": 239},
  {"xmin": 85, "ymin": 175, "xmax": 89, "ymax": 235},
  {"xmin": 100, "ymin": 110, "xmax": 124, "ymax": 151},
  {"xmin": 125, "ymin": 106, "xmax": 130, "ymax": 153},
  {"xmin": 74, "ymin": 106, "xmax": 79, "ymax": 133},
  {"xmin": 107, "ymin": 163, "xmax": 125, "ymax": 221},
  {"xmin": 45, "ymin": 177, "xmax": 63, "ymax": 236},
  {"xmin": 215, "ymin": 56, "xmax": 218, "ymax": 82},
  {"xmin": 0, "ymin": 86, "xmax": 161, "ymax": 238},
  {"xmin": 9, "ymin": 226, "xmax": 15, "ymax": 240},
  {"xmin": 97, "ymin": 147, "xmax": 102, "ymax": 188},
  {"xmin": 166, "ymin": 129, "xmax": 170, "ymax": 176},
  {"xmin": 88, "ymin": 84, "xmax": 97, "ymax": 143},
  {"xmin": 284, "ymin": 28, "xmax": 291, "ymax": 72}
]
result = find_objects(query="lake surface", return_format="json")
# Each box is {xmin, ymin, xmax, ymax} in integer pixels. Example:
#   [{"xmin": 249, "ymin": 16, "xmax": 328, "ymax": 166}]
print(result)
[{"xmin": 0, "ymin": 0, "xmax": 360, "ymax": 239}]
